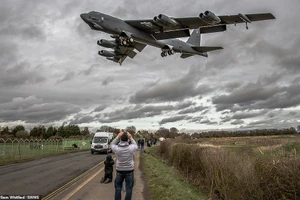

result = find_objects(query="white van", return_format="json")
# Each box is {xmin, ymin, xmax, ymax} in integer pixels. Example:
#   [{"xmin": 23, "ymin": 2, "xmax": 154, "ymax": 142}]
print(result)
[{"xmin": 91, "ymin": 132, "xmax": 113, "ymax": 154}]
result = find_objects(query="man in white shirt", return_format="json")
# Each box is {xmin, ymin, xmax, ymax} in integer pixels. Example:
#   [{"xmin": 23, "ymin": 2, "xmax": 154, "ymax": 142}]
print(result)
[{"xmin": 111, "ymin": 131, "xmax": 138, "ymax": 200}]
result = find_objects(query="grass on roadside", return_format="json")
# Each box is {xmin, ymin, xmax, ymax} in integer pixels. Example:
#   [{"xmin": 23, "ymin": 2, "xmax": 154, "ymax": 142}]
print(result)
[
  {"xmin": 0, "ymin": 149, "xmax": 88, "ymax": 166},
  {"xmin": 142, "ymin": 148, "xmax": 207, "ymax": 200}
]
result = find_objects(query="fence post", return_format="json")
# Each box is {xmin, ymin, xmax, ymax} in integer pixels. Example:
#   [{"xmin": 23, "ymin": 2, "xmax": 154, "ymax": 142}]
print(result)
[{"xmin": 18, "ymin": 141, "xmax": 21, "ymax": 158}]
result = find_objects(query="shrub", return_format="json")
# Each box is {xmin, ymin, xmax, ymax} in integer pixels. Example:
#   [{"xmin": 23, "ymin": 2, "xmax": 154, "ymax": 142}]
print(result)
[
  {"xmin": 255, "ymin": 158, "xmax": 300, "ymax": 199},
  {"xmin": 156, "ymin": 139, "xmax": 300, "ymax": 200}
]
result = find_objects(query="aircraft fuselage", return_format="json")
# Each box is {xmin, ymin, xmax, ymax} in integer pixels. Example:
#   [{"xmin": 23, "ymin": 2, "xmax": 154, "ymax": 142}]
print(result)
[{"xmin": 80, "ymin": 11, "xmax": 201, "ymax": 55}]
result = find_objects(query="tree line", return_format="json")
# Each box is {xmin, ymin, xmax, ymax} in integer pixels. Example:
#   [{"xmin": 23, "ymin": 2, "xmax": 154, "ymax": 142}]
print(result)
[
  {"xmin": 0, "ymin": 125, "xmax": 90, "ymax": 139},
  {"xmin": 0, "ymin": 124, "xmax": 299, "ymax": 140}
]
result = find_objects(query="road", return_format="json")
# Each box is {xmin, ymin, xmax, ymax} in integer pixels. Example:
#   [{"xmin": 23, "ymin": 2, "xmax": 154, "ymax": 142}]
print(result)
[{"xmin": 0, "ymin": 151, "xmax": 106, "ymax": 197}]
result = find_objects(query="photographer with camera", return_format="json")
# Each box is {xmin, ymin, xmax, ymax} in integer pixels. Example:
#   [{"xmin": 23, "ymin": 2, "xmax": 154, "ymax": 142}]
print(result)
[{"xmin": 111, "ymin": 130, "xmax": 138, "ymax": 200}]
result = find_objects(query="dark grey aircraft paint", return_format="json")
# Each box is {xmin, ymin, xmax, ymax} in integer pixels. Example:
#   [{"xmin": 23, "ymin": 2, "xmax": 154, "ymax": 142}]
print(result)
[{"xmin": 80, "ymin": 11, "xmax": 275, "ymax": 64}]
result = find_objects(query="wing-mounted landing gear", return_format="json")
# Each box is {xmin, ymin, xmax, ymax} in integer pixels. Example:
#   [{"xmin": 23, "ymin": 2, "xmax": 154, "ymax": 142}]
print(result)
[{"xmin": 238, "ymin": 13, "xmax": 251, "ymax": 30}]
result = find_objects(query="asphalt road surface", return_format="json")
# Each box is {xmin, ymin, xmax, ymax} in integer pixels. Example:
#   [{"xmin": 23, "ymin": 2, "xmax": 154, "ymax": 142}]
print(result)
[{"xmin": 0, "ymin": 151, "xmax": 106, "ymax": 197}]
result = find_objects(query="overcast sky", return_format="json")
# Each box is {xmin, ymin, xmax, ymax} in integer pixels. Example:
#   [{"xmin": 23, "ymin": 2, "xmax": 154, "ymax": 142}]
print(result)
[{"xmin": 0, "ymin": 0, "xmax": 299, "ymax": 132}]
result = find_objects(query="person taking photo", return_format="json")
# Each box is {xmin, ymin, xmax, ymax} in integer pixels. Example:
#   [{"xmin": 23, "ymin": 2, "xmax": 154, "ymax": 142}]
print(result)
[{"xmin": 111, "ymin": 130, "xmax": 138, "ymax": 200}]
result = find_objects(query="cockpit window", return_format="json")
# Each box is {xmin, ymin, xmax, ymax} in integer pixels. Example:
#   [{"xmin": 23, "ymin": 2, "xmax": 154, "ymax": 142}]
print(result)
[
  {"xmin": 91, "ymin": 16, "xmax": 98, "ymax": 20},
  {"xmin": 90, "ymin": 13, "xmax": 99, "ymax": 20}
]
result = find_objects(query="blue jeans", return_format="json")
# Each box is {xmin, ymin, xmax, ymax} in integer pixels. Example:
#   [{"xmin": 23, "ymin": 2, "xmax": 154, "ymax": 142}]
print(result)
[{"xmin": 115, "ymin": 171, "xmax": 134, "ymax": 200}]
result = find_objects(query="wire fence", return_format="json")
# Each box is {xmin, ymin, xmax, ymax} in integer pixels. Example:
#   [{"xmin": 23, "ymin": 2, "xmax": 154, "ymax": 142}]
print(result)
[{"xmin": 0, "ymin": 138, "xmax": 91, "ymax": 164}]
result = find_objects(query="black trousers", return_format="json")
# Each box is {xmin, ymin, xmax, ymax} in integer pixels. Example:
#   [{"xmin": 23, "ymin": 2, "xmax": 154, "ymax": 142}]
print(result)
[{"xmin": 104, "ymin": 171, "xmax": 113, "ymax": 180}]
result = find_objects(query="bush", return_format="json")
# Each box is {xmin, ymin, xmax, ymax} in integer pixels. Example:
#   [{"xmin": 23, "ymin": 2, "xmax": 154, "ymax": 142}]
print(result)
[
  {"xmin": 15, "ymin": 130, "xmax": 30, "ymax": 139},
  {"xmin": 255, "ymin": 159, "xmax": 300, "ymax": 199},
  {"xmin": 157, "ymin": 140, "xmax": 300, "ymax": 200}
]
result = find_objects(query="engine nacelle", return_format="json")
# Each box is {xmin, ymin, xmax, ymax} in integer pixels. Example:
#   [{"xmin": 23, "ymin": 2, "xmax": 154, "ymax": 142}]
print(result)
[
  {"xmin": 199, "ymin": 11, "xmax": 221, "ymax": 25},
  {"xmin": 106, "ymin": 57, "xmax": 119, "ymax": 63},
  {"xmin": 97, "ymin": 39, "xmax": 117, "ymax": 48},
  {"xmin": 153, "ymin": 14, "xmax": 178, "ymax": 27},
  {"xmin": 98, "ymin": 50, "xmax": 115, "ymax": 57}
]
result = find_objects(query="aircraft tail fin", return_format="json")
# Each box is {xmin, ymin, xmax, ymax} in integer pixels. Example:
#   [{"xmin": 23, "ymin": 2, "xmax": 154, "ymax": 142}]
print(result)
[
  {"xmin": 186, "ymin": 29, "xmax": 201, "ymax": 46},
  {"xmin": 181, "ymin": 29, "xmax": 222, "ymax": 59}
]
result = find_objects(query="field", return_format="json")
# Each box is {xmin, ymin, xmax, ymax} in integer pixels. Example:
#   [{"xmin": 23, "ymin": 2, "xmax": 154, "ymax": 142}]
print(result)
[
  {"xmin": 199, "ymin": 135, "xmax": 300, "ymax": 158},
  {"xmin": 0, "ymin": 138, "xmax": 91, "ymax": 165},
  {"xmin": 152, "ymin": 134, "xmax": 300, "ymax": 200}
]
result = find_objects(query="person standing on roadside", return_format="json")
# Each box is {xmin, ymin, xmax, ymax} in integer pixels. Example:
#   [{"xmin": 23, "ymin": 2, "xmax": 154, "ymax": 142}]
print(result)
[
  {"xmin": 111, "ymin": 130, "xmax": 138, "ymax": 200},
  {"xmin": 140, "ymin": 139, "xmax": 144, "ymax": 153},
  {"xmin": 100, "ymin": 154, "xmax": 114, "ymax": 184}
]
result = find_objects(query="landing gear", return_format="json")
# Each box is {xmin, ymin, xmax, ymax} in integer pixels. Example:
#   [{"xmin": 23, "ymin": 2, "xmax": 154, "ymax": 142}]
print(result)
[
  {"xmin": 161, "ymin": 51, "xmax": 167, "ymax": 57},
  {"xmin": 161, "ymin": 50, "xmax": 174, "ymax": 57},
  {"xmin": 168, "ymin": 50, "xmax": 174, "ymax": 55},
  {"xmin": 119, "ymin": 36, "xmax": 134, "ymax": 46},
  {"xmin": 128, "ymin": 37, "xmax": 134, "ymax": 43}
]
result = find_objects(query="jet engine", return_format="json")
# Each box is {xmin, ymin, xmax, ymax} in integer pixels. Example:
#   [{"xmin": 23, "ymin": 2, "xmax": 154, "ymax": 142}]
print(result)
[
  {"xmin": 106, "ymin": 57, "xmax": 119, "ymax": 63},
  {"xmin": 98, "ymin": 50, "xmax": 115, "ymax": 57},
  {"xmin": 153, "ymin": 14, "xmax": 178, "ymax": 27},
  {"xmin": 97, "ymin": 39, "xmax": 117, "ymax": 48},
  {"xmin": 199, "ymin": 11, "xmax": 221, "ymax": 25}
]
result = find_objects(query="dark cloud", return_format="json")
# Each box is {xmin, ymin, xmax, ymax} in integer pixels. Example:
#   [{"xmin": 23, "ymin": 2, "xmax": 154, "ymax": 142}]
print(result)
[
  {"xmin": 188, "ymin": 116, "xmax": 204, "ymax": 123},
  {"xmin": 130, "ymin": 66, "xmax": 213, "ymax": 103},
  {"xmin": 93, "ymin": 105, "xmax": 107, "ymax": 112},
  {"xmin": 178, "ymin": 106, "xmax": 207, "ymax": 114},
  {"xmin": 102, "ymin": 77, "xmax": 114, "ymax": 86},
  {"xmin": 198, "ymin": 119, "xmax": 218, "ymax": 125},
  {"xmin": 0, "ymin": 24, "xmax": 46, "ymax": 41},
  {"xmin": 231, "ymin": 119, "xmax": 244, "ymax": 125},
  {"xmin": 69, "ymin": 115, "xmax": 95, "ymax": 125},
  {"xmin": 80, "ymin": 64, "xmax": 101, "ymax": 76},
  {"xmin": 97, "ymin": 104, "xmax": 173, "ymax": 123},
  {"xmin": 288, "ymin": 111, "xmax": 297, "ymax": 116},
  {"xmin": 174, "ymin": 100, "xmax": 196, "ymax": 110},
  {"xmin": 220, "ymin": 116, "xmax": 232, "ymax": 123},
  {"xmin": 0, "ymin": 41, "xmax": 19, "ymax": 67},
  {"xmin": 0, "ymin": 62, "xmax": 46, "ymax": 87},
  {"xmin": 0, "ymin": 96, "xmax": 81, "ymax": 123},
  {"xmin": 213, "ymin": 83, "xmax": 280, "ymax": 105},
  {"xmin": 231, "ymin": 110, "xmax": 268, "ymax": 120},
  {"xmin": 212, "ymin": 81, "xmax": 300, "ymax": 114},
  {"xmin": 159, "ymin": 115, "xmax": 187, "ymax": 125},
  {"xmin": 56, "ymin": 72, "xmax": 76, "ymax": 84},
  {"xmin": 95, "ymin": 100, "xmax": 198, "ymax": 124},
  {"xmin": 275, "ymin": 40, "xmax": 300, "ymax": 72}
]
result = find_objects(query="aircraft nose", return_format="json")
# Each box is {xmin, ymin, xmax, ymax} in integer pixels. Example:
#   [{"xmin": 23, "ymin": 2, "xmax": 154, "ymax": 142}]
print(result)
[{"xmin": 80, "ymin": 13, "xmax": 89, "ymax": 22}]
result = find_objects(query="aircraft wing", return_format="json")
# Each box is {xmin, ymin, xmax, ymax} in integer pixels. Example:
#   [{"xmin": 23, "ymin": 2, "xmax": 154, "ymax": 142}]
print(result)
[
  {"xmin": 125, "ymin": 12, "xmax": 275, "ymax": 36},
  {"xmin": 107, "ymin": 41, "xmax": 146, "ymax": 65}
]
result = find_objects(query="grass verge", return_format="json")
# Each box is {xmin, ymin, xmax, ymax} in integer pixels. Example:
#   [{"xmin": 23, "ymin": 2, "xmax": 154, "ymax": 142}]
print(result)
[
  {"xmin": 141, "ymin": 148, "xmax": 207, "ymax": 200},
  {"xmin": 0, "ymin": 149, "xmax": 89, "ymax": 166}
]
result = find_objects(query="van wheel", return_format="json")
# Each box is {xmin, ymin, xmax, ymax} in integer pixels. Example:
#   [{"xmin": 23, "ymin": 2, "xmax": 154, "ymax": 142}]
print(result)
[{"xmin": 91, "ymin": 150, "xmax": 94, "ymax": 154}]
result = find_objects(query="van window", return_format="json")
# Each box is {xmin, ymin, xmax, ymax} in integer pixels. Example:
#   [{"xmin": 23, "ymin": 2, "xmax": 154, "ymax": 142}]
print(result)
[{"xmin": 93, "ymin": 137, "xmax": 108, "ymax": 143}]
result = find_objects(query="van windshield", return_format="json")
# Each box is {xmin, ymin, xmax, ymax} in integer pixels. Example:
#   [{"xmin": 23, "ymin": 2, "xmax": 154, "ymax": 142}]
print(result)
[{"xmin": 93, "ymin": 137, "xmax": 108, "ymax": 143}]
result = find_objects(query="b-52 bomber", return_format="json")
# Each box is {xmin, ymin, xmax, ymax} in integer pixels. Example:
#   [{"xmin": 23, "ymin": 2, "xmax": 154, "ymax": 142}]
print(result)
[{"xmin": 80, "ymin": 10, "xmax": 275, "ymax": 64}]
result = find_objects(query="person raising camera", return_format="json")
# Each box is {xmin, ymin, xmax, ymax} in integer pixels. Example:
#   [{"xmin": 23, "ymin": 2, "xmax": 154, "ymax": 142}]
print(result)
[{"xmin": 111, "ymin": 130, "xmax": 138, "ymax": 200}]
